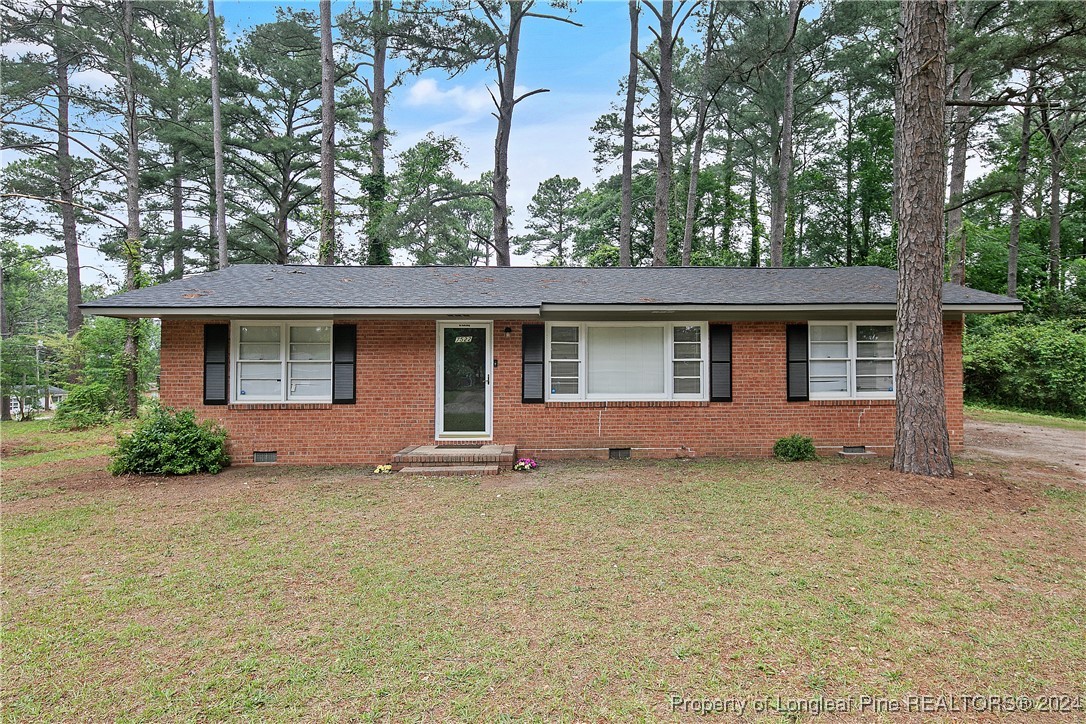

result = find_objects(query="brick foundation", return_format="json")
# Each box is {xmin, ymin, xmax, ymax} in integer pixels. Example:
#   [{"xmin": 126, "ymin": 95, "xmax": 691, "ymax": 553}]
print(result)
[{"xmin": 160, "ymin": 318, "xmax": 965, "ymax": 465}]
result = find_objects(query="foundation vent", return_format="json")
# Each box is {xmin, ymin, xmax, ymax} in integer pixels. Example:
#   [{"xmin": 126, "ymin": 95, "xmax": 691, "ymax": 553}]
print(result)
[
  {"xmin": 842, "ymin": 446, "xmax": 867, "ymax": 454},
  {"xmin": 609, "ymin": 448, "xmax": 632, "ymax": 460},
  {"xmin": 253, "ymin": 451, "xmax": 278, "ymax": 463}
]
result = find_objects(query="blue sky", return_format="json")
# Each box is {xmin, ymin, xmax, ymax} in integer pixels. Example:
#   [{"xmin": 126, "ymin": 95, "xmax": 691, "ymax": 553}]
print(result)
[{"xmin": 216, "ymin": 1, "xmax": 643, "ymax": 231}]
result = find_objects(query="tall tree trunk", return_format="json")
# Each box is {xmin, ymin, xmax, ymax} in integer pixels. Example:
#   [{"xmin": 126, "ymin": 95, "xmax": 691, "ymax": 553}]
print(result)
[
  {"xmin": 318, "ymin": 0, "xmax": 336, "ymax": 265},
  {"xmin": 650, "ymin": 0, "xmax": 674, "ymax": 267},
  {"xmin": 207, "ymin": 0, "xmax": 228, "ymax": 269},
  {"xmin": 721, "ymin": 128, "xmax": 734, "ymax": 257},
  {"xmin": 680, "ymin": 3, "xmax": 716, "ymax": 267},
  {"xmin": 618, "ymin": 0, "xmax": 638, "ymax": 267},
  {"xmin": 1046, "ymin": 138, "xmax": 1061, "ymax": 291},
  {"xmin": 748, "ymin": 158, "xmax": 760, "ymax": 266},
  {"xmin": 946, "ymin": 68, "xmax": 972, "ymax": 284},
  {"xmin": 122, "ymin": 0, "xmax": 142, "ymax": 418},
  {"xmin": 366, "ymin": 0, "xmax": 391, "ymax": 265},
  {"xmin": 844, "ymin": 88, "xmax": 855, "ymax": 266},
  {"xmin": 491, "ymin": 4, "xmax": 524, "ymax": 267},
  {"xmin": 0, "ymin": 262, "xmax": 9, "ymax": 422},
  {"xmin": 172, "ymin": 145, "xmax": 184, "ymax": 278},
  {"xmin": 769, "ymin": 0, "xmax": 801, "ymax": 268},
  {"xmin": 893, "ymin": 0, "xmax": 953, "ymax": 478},
  {"xmin": 1006, "ymin": 83, "xmax": 1033, "ymax": 299},
  {"xmin": 55, "ymin": 0, "xmax": 82, "ymax": 338}
]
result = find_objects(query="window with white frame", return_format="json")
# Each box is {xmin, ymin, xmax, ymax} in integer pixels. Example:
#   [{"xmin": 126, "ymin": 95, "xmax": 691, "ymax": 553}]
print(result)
[
  {"xmin": 809, "ymin": 322, "xmax": 896, "ymax": 399},
  {"xmin": 234, "ymin": 322, "xmax": 332, "ymax": 402},
  {"xmin": 546, "ymin": 322, "xmax": 707, "ymax": 401}
]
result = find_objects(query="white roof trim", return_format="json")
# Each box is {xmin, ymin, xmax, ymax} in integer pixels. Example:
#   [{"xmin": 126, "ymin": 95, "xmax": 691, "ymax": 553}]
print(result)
[
  {"xmin": 81, "ymin": 306, "xmax": 543, "ymax": 319},
  {"xmin": 82, "ymin": 302, "xmax": 1021, "ymax": 319}
]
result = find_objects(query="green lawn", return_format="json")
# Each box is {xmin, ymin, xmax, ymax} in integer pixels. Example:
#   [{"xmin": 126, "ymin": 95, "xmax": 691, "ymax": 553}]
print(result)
[
  {"xmin": 965, "ymin": 403, "xmax": 1086, "ymax": 431},
  {"xmin": 2, "ymin": 423, "xmax": 1084, "ymax": 720}
]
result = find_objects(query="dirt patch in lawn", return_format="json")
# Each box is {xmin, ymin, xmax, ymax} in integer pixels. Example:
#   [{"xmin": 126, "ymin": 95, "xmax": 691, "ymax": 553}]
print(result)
[
  {"xmin": 810, "ymin": 457, "xmax": 1069, "ymax": 513},
  {"xmin": 965, "ymin": 418, "xmax": 1085, "ymax": 481}
]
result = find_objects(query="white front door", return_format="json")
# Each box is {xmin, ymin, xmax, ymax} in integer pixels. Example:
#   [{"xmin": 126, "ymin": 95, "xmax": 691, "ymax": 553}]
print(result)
[{"xmin": 436, "ymin": 322, "xmax": 492, "ymax": 439}]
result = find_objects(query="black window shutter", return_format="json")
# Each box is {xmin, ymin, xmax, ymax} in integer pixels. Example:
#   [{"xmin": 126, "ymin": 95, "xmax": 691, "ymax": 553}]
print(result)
[
  {"xmin": 709, "ymin": 324, "xmax": 732, "ymax": 402},
  {"xmin": 204, "ymin": 324, "xmax": 229, "ymax": 405},
  {"xmin": 522, "ymin": 324, "xmax": 545, "ymax": 403},
  {"xmin": 332, "ymin": 324, "xmax": 357, "ymax": 404},
  {"xmin": 786, "ymin": 324, "xmax": 809, "ymax": 401}
]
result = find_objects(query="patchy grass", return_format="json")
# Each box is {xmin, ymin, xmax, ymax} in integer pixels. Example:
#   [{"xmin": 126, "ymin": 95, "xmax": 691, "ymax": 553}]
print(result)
[
  {"xmin": 2, "ymin": 452, "xmax": 1084, "ymax": 720},
  {"xmin": 1, "ymin": 420, "xmax": 119, "ymax": 500},
  {"xmin": 965, "ymin": 404, "xmax": 1086, "ymax": 431}
]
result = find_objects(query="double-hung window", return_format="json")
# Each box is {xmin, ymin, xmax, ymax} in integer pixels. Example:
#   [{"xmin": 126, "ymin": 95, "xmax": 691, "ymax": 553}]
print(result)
[
  {"xmin": 234, "ymin": 322, "xmax": 332, "ymax": 402},
  {"xmin": 808, "ymin": 322, "xmax": 895, "ymax": 399},
  {"xmin": 545, "ymin": 322, "xmax": 707, "ymax": 401}
]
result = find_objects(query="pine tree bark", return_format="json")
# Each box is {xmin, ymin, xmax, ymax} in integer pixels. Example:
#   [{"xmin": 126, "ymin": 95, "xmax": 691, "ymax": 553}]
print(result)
[
  {"xmin": 650, "ymin": 0, "xmax": 674, "ymax": 267},
  {"xmin": 318, "ymin": 0, "xmax": 336, "ymax": 265},
  {"xmin": 172, "ymin": 144, "xmax": 184, "ymax": 278},
  {"xmin": 618, "ymin": 0, "xmax": 638, "ymax": 268},
  {"xmin": 366, "ymin": 0, "xmax": 391, "ymax": 265},
  {"xmin": 748, "ymin": 158, "xmax": 760, "ymax": 266},
  {"xmin": 55, "ymin": 0, "xmax": 82, "ymax": 338},
  {"xmin": 122, "ymin": 0, "xmax": 142, "ymax": 418},
  {"xmin": 207, "ymin": 0, "xmax": 228, "ymax": 269},
  {"xmin": 491, "ymin": 3, "xmax": 526, "ymax": 268},
  {"xmin": 1037, "ymin": 98, "xmax": 1065, "ymax": 293},
  {"xmin": 893, "ymin": 0, "xmax": 953, "ymax": 478},
  {"xmin": 1006, "ymin": 82, "xmax": 1033, "ymax": 299},
  {"xmin": 680, "ymin": 2, "xmax": 716, "ymax": 267},
  {"xmin": 769, "ymin": 0, "xmax": 801, "ymax": 268},
  {"xmin": 946, "ymin": 68, "xmax": 972, "ymax": 285}
]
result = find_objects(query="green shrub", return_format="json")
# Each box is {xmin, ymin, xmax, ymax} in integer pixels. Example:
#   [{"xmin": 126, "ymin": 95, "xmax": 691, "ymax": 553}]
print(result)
[
  {"xmin": 964, "ymin": 320, "xmax": 1086, "ymax": 417},
  {"xmin": 110, "ymin": 406, "xmax": 229, "ymax": 476},
  {"xmin": 51, "ymin": 383, "xmax": 118, "ymax": 430},
  {"xmin": 773, "ymin": 434, "xmax": 818, "ymax": 461}
]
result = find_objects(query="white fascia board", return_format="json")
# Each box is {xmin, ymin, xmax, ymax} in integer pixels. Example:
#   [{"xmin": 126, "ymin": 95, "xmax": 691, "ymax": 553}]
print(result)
[
  {"xmin": 539, "ymin": 303, "xmax": 1022, "ymax": 314},
  {"xmin": 81, "ymin": 306, "xmax": 543, "ymax": 319}
]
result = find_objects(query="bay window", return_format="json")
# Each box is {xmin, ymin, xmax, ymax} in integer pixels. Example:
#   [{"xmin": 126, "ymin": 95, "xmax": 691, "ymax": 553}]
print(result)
[
  {"xmin": 546, "ymin": 322, "xmax": 707, "ymax": 401},
  {"xmin": 234, "ymin": 322, "xmax": 333, "ymax": 402},
  {"xmin": 809, "ymin": 322, "xmax": 896, "ymax": 399}
]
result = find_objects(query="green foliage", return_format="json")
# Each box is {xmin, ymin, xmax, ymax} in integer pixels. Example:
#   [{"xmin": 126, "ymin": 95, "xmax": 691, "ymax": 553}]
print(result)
[
  {"xmin": 51, "ymin": 383, "xmax": 119, "ymax": 430},
  {"xmin": 964, "ymin": 319, "xmax": 1086, "ymax": 417},
  {"xmin": 109, "ymin": 406, "xmax": 229, "ymax": 476},
  {"xmin": 515, "ymin": 175, "xmax": 582, "ymax": 266},
  {"xmin": 773, "ymin": 434, "xmax": 818, "ymax": 462}
]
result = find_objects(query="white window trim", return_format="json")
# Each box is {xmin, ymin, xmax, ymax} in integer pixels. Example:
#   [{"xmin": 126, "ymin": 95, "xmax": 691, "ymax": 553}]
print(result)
[
  {"xmin": 808, "ymin": 321, "xmax": 896, "ymax": 400},
  {"xmin": 544, "ymin": 321, "xmax": 709, "ymax": 402},
  {"xmin": 231, "ymin": 320, "xmax": 334, "ymax": 404}
]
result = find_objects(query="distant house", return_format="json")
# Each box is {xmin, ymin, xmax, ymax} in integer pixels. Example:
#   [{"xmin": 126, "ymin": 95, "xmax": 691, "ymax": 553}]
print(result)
[
  {"xmin": 82, "ymin": 265, "xmax": 1020, "ymax": 466},
  {"xmin": 9, "ymin": 385, "xmax": 67, "ymax": 416}
]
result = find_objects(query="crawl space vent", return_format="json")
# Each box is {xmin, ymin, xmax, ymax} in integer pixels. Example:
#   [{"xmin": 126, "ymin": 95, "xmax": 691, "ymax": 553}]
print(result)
[
  {"xmin": 609, "ymin": 448, "xmax": 632, "ymax": 460},
  {"xmin": 842, "ymin": 446, "xmax": 867, "ymax": 454},
  {"xmin": 253, "ymin": 451, "xmax": 277, "ymax": 463}
]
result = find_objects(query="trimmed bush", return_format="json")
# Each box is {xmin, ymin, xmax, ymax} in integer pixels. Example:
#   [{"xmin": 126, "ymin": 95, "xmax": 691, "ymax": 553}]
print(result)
[
  {"xmin": 110, "ymin": 406, "xmax": 229, "ymax": 476},
  {"xmin": 774, "ymin": 434, "xmax": 818, "ymax": 462},
  {"xmin": 964, "ymin": 320, "xmax": 1086, "ymax": 417},
  {"xmin": 51, "ymin": 383, "xmax": 118, "ymax": 430}
]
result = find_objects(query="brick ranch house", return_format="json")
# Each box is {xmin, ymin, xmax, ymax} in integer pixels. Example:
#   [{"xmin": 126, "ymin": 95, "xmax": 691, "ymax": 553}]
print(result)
[{"xmin": 82, "ymin": 265, "xmax": 1020, "ymax": 468}]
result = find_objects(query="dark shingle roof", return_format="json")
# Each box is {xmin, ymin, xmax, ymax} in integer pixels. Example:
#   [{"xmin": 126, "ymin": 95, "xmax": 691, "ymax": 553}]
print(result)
[{"xmin": 81, "ymin": 264, "xmax": 1021, "ymax": 312}]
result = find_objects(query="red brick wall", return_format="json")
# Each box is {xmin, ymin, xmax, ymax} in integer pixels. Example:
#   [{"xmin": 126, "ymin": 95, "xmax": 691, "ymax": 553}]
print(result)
[{"xmin": 160, "ymin": 317, "xmax": 966, "ymax": 465}]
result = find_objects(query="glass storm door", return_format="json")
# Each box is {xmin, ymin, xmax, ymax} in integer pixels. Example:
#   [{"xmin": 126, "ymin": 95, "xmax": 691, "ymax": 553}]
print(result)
[{"xmin": 438, "ymin": 323, "xmax": 491, "ymax": 438}]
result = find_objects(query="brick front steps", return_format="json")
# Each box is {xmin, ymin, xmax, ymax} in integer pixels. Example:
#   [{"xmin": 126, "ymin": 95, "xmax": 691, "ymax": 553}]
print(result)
[{"xmin": 392, "ymin": 444, "xmax": 516, "ymax": 475}]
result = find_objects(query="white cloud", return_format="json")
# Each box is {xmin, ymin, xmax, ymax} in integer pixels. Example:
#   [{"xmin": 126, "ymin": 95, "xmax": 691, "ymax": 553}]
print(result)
[
  {"xmin": 405, "ymin": 77, "xmax": 496, "ymax": 118},
  {"xmin": 70, "ymin": 68, "xmax": 115, "ymax": 91},
  {"xmin": 1, "ymin": 40, "xmax": 50, "ymax": 60}
]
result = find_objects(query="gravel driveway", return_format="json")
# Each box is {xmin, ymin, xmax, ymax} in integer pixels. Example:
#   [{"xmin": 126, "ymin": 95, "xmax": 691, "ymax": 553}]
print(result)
[{"xmin": 965, "ymin": 417, "xmax": 1086, "ymax": 481}]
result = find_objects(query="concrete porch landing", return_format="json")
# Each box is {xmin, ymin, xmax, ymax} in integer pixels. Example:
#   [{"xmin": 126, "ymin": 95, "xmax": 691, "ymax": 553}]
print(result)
[{"xmin": 392, "ymin": 444, "xmax": 517, "ymax": 476}]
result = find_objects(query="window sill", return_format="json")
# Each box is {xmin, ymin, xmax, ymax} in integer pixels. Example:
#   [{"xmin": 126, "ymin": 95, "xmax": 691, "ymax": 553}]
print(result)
[
  {"xmin": 544, "ymin": 400, "xmax": 711, "ymax": 408},
  {"xmin": 227, "ymin": 402, "xmax": 333, "ymax": 410},
  {"xmin": 809, "ymin": 398, "xmax": 896, "ymax": 406}
]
